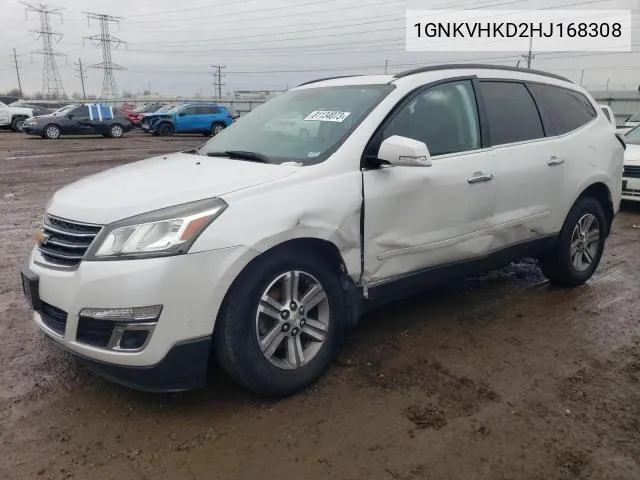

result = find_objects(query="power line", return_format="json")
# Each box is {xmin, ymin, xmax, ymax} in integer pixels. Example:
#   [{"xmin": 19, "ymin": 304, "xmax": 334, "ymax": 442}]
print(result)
[
  {"xmin": 10, "ymin": 48, "xmax": 24, "ymax": 97},
  {"xmin": 83, "ymin": 12, "xmax": 126, "ymax": 101},
  {"xmin": 22, "ymin": 2, "xmax": 66, "ymax": 98},
  {"xmin": 74, "ymin": 58, "xmax": 87, "ymax": 100}
]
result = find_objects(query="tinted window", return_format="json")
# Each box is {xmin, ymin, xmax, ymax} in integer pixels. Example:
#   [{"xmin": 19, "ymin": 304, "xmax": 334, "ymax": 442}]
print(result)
[
  {"xmin": 479, "ymin": 81, "xmax": 544, "ymax": 145},
  {"xmin": 195, "ymin": 105, "xmax": 220, "ymax": 114},
  {"xmin": 71, "ymin": 106, "xmax": 89, "ymax": 117},
  {"xmin": 601, "ymin": 107, "xmax": 611, "ymax": 122},
  {"xmin": 180, "ymin": 106, "xmax": 198, "ymax": 115},
  {"xmin": 382, "ymin": 80, "xmax": 480, "ymax": 156},
  {"xmin": 529, "ymin": 84, "xmax": 596, "ymax": 135}
]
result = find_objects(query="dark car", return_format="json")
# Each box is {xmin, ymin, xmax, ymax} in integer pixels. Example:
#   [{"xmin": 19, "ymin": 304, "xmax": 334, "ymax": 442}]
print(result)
[{"xmin": 21, "ymin": 103, "xmax": 133, "ymax": 139}]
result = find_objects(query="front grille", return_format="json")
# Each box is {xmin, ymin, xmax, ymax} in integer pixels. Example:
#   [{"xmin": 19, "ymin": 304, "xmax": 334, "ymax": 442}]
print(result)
[
  {"xmin": 40, "ymin": 302, "xmax": 67, "ymax": 335},
  {"xmin": 76, "ymin": 317, "xmax": 115, "ymax": 347},
  {"xmin": 38, "ymin": 215, "xmax": 102, "ymax": 268},
  {"xmin": 623, "ymin": 165, "xmax": 640, "ymax": 178}
]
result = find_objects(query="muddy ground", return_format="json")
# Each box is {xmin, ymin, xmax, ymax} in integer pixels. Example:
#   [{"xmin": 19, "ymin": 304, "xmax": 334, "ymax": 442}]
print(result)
[{"xmin": 1, "ymin": 129, "xmax": 639, "ymax": 480}]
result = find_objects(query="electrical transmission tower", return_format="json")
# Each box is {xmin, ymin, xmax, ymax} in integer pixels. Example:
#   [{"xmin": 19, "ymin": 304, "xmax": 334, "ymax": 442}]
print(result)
[
  {"xmin": 83, "ymin": 12, "xmax": 126, "ymax": 101},
  {"xmin": 10, "ymin": 49, "xmax": 24, "ymax": 97},
  {"xmin": 74, "ymin": 58, "xmax": 88, "ymax": 100},
  {"xmin": 22, "ymin": 2, "xmax": 66, "ymax": 98},
  {"xmin": 212, "ymin": 65, "xmax": 226, "ymax": 100}
]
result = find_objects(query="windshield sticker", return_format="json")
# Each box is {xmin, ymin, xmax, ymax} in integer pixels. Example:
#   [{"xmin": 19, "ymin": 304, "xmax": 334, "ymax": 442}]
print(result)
[
  {"xmin": 304, "ymin": 111, "xmax": 351, "ymax": 122},
  {"xmin": 307, "ymin": 152, "xmax": 321, "ymax": 157}
]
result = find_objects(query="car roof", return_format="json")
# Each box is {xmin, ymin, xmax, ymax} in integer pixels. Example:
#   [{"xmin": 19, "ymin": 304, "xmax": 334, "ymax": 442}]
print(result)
[{"xmin": 294, "ymin": 63, "xmax": 577, "ymax": 92}]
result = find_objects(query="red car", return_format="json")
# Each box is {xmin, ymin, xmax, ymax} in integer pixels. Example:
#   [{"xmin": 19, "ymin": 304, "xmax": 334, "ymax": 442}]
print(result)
[{"xmin": 125, "ymin": 103, "xmax": 166, "ymax": 127}]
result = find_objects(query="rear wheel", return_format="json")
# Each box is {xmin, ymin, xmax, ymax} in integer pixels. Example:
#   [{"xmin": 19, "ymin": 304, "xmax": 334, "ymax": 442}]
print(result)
[
  {"xmin": 43, "ymin": 124, "xmax": 61, "ymax": 139},
  {"xmin": 214, "ymin": 248, "xmax": 345, "ymax": 397},
  {"xmin": 157, "ymin": 123, "xmax": 174, "ymax": 136},
  {"xmin": 541, "ymin": 197, "xmax": 607, "ymax": 286},
  {"xmin": 11, "ymin": 117, "xmax": 26, "ymax": 132},
  {"xmin": 107, "ymin": 123, "xmax": 124, "ymax": 138}
]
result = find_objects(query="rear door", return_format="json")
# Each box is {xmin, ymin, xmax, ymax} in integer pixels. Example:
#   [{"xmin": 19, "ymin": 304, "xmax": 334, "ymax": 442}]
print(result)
[{"xmin": 479, "ymin": 80, "xmax": 560, "ymax": 248}]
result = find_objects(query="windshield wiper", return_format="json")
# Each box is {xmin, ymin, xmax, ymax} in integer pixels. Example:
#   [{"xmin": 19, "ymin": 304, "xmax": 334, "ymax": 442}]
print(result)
[{"xmin": 205, "ymin": 150, "xmax": 272, "ymax": 164}]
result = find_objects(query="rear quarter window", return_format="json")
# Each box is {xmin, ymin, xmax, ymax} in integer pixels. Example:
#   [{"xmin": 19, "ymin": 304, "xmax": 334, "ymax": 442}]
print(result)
[{"xmin": 528, "ymin": 84, "xmax": 596, "ymax": 135}]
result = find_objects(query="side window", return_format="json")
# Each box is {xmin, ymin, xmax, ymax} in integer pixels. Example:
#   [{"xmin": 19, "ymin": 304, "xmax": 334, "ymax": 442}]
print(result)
[
  {"xmin": 382, "ymin": 80, "xmax": 480, "ymax": 156},
  {"xmin": 601, "ymin": 107, "xmax": 611, "ymax": 122},
  {"xmin": 180, "ymin": 106, "xmax": 198, "ymax": 116},
  {"xmin": 71, "ymin": 106, "xmax": 89, "ymax": 117},
  {"xmin": 479, "ymin": 81, "xmax": 544, "ymax": 145},
  {"xmin": 529, "ymin": 84, "xmax": 597, "ymax": 135}
]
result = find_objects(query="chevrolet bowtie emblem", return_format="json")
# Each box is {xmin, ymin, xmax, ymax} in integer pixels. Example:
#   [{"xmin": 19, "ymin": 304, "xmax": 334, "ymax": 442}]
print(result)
[{"xmin": 35, "ymin": 229, "xmax": 50, "ymax": 247}]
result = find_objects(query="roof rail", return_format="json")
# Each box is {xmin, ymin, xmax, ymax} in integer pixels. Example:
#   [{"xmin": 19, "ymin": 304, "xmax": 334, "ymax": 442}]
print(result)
[
  {"xmin": 297, "ymin": 75, "xmax": 364, "ymax": 87},
  {"xmin": 393, "ymin": 64, "xmax": 573, "ymax": 83}
]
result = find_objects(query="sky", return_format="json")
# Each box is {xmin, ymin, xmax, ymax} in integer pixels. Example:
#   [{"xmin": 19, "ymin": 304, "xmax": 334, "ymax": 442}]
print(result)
[{"xmin": 0, "ymin": 0, "xmax": 639, "ymax": 97}]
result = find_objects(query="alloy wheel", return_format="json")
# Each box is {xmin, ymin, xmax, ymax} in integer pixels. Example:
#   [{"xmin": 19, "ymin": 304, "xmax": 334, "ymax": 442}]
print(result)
[
  {"xmin": 570, "ymin": 213, "xmax": 600, "ymax": 272},
  {"xmin": 255, "ymin": 270, "xmax": 330, "ymax": 370}
]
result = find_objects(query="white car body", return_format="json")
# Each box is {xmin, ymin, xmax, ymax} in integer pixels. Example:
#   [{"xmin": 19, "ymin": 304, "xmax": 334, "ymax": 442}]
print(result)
[
  {"xmin": 622, "ymin": 129, "xmax": 640, "ymax": 202},
  {"xmin": 22, "ymin": 65, "xmax": 624, "ymax": 394},
  {"xmin": 0, "ymin": 101, "xmax": 34, "ymax": 130}
]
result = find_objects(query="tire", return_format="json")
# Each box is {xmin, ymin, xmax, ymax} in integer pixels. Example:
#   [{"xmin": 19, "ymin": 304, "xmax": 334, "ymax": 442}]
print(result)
[
  {"xmin": 42, "ymin": 124, "xmax": 61, "ymax": 139},
  {"xmin": 11, "ymin": 117, "xmax": 26, "ymax": 132},
  {"xmin": 211, "ymin": 122, "xmax": 226, "ymax": 136},
  {"xmin": 541, "ymin": 197, "xmax": 607, "ymax": 287},
  {"xmin": 107, "ymin": 123, "xmax": 124, "ymax": 138},
  {"xmin": 214, "ymin": 247, "xmax": 346, "ymax": 397},
  {"xmin": 157, "ymin": 123, "xmax": 174, "ymax": 136}
]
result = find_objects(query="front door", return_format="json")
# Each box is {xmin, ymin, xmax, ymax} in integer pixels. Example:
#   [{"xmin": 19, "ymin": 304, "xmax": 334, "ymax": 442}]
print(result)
[
  {"xmin": 175, "ymin": 105, "xmax": 200, "ymax": 133},
  {"xmin": 65, "ymin": 105, "xmax": 94, "ymax": 135},
  {"xmin": 362, "ymin": 79, "xmax": 496, "ymax": 283}
]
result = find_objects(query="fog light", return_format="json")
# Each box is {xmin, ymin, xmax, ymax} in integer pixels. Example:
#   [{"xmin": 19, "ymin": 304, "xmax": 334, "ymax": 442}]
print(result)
[{"xmin": 79, "ymin": 305, "xmax": 162, "ymax": 321}]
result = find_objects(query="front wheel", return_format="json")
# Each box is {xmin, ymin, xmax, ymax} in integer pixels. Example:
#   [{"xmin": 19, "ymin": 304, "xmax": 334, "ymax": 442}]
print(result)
[
  {"xmin": 211, "ymin": 122, "xmax": 225, "ymax": 136},
  {"xmin": 541, "ymin": 197, "xmax": 607, "ymax": 286},
  {"xmin": 214, "ymin": 248, "xmax": 345, "ymax": 397},
  {"xmin": 157, "ymin": 123, "xmax": 174, "ymax": 136},
  {"xmin": 43, "ymin": 124, "xmax": 61, "ymax": 139}
]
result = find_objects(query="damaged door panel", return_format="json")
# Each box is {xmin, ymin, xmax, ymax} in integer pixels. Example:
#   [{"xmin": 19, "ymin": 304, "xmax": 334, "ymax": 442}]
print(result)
[{"xmin": 362, "ymin": 149, "xmax": 496, "ymax": 283}]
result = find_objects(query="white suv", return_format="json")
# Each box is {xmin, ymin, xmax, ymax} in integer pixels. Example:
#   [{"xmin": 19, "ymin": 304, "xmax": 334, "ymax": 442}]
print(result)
[
  {"xmin": 0, "ymin": 101, "xmax": 34, "ymax": 131},
  {"xmin": 21, "ymin": 65, "xmax": 623, "ymax": 396}
]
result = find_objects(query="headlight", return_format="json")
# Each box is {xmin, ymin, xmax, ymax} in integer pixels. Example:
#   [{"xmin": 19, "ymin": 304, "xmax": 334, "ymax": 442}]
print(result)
[{"xmin": 87, "ymin": 198, "xmax": 227, "ymax": 260}]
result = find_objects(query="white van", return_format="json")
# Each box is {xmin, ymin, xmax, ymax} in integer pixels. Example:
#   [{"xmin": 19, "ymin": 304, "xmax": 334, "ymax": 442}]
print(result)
[{"xmin": 21, "ymin": 64, "xmax": 624, "ymax": 396}]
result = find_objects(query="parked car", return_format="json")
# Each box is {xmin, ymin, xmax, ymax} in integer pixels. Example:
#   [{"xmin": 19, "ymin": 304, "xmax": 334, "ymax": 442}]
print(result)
[
  {"xmin": 126, "ymin": 103, "xmax": 166, "ymax": 127},
  {"xmin": 142, "ymin": 102, "xmax": 234, "ymax": 136},
  {"xmin": 599, "ymin": 105, "xmax": 615, "ymax": 125},
  {"xmin": 139, "ymin": 104, "xmax": 177, "ymax": 130},
  {"xmin": 0, "ymin": 101, "xmax": 34, "ymax": 131},
  {"xmin": 622, "ymin": 125, "xmax": 640, "ymax": 202},
  {"xmin": 21, "ymin": 65, "xmax": 623, "ymax": 397},
  {"xmin": 263, "ymin": 111, "xmax": 322, "ymax": 140},
  {"xmin": 21, "ymin": 103, "xmax": 133, "ymax": 139}
]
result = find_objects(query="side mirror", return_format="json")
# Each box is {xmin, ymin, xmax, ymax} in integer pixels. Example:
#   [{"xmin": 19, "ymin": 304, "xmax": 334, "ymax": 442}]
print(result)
[
  {"xmin": 67, "ymin": 114, "xmax": 74, "ymax": 119},
  {"xmin": 377, "ymin": 135, "xmax": 432, "ymax": 167}
]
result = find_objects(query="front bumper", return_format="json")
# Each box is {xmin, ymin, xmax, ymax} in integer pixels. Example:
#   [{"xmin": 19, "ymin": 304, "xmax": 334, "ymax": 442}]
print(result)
[
  {"xmin": 23, "ymin": 245, "xmax": 251, "ymax": 390},
  {"xmin": 21, "ymin": 124, "xmax": 43, "ymax": 135},
  {"xmin": 622, "ymin": 176, "xmax": 640, "ymax": 202}
]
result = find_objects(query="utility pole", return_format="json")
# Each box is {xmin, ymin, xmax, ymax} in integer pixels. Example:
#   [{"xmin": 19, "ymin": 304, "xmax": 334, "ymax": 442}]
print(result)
[
  {"xmin": 580, "ymin": 69, "xmax": 585, "ymax": 86},
  {"xmin": 74, "ymin": 58, "xmax": 87, "ymax": 99},
  {"xmin": 384, "ymin": 60, "xmax": 389, "ymax": 74},
  {"xmin": 606, "ymin": 78, "xmax": 610, "ymax": 90},
  {"xmin": 10, "ymin": 48, "xmax": 24, "ymax": 97},
  {"xmin": 522, "ymin": 36, "xmax": 534, "ymax": 69},
  {"xmin": 22, "ymin": 2, "xmax": 66, "ymax": 98},
  {"xmin": 83, "ymin": 12, "xmax": 126, "ymax": 101},
  {"xmin": 212, "ymin": 65, "xmax": 226, "ymax": 99}
]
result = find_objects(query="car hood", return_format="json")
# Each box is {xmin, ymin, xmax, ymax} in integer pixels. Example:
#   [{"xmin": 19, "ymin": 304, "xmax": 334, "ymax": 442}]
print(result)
[
  {"xmin": 10, "ymin": 106, "xmax": 33, "ymax": 116},
  {"xmin": 624, "ymin": 144, "xmax": 640, "ymax": 165},
  {"xmin": 47, "ymin": 151, "xmax": 299, "ymax": 224}
]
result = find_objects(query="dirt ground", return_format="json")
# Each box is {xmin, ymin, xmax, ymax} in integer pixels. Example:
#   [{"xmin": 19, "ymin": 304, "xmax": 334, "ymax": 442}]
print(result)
[{"xmin": 1, "ymin": 129, "xmax": 640, "ymax": 480}]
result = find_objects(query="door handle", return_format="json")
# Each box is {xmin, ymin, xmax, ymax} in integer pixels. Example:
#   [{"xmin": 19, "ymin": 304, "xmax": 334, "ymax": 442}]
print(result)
[
  {"xmin": 547, "ymin": 156, "xmax": 565, "ymax": 166},
  {"xmin": 467, "ymin": 172, "xmax": 494, "ymax": 184}
]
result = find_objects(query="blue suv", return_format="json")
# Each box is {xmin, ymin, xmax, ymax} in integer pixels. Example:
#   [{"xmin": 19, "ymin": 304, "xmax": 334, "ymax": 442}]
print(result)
[{"xmin": 143, "ymin": 103, "xmax": 234, "ymax": 136}]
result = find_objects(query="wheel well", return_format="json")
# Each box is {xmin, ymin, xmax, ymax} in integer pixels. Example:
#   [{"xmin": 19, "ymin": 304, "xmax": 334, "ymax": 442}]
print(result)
[
  {"xmin": 11, "ymin": 115, "xmax": 28, "ymax": 121},
  {"xmin": 578, "ymin": 182, "xmax": 614, "ymax": 234}
]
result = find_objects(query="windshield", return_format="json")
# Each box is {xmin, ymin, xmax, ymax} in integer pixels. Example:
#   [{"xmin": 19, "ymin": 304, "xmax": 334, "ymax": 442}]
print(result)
[
  {"xmin": 197, "ymin": 85, "xmax": 394, "ymax": 165},
  {"xmin": 625, "ymin": 126, "xmax": 640, "ymax": 145},
  {"xmin": 133, "ymin": 105, "xmax": 150, "ymax": 113},
  {"xmin": 52, "ymin": 105, "xmax": 76, "ymax": 116},
  {"xmin": 154, "ymin": 105, "xmax": 173, "ymax": 113}
]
